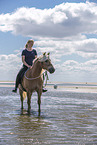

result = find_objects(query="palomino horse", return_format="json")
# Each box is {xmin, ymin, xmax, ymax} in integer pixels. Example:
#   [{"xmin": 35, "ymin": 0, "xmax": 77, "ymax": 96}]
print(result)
[{"xmin": 19, "ymin": 52, "xmax": 55, "ymax": 116}]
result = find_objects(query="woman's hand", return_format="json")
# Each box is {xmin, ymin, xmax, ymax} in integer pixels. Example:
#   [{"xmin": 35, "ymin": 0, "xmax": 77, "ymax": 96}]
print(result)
[
  {"xmin": 29, "ymin": 66, "xmax": 33, "ymax": 69},
  {"xmin": 22, "ymin": 56, "xmax": 32, "ymax": 69}
]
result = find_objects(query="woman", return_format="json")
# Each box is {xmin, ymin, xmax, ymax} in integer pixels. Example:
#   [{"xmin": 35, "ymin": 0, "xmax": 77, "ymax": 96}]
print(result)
[
  {"xmin": 12, "ymin": 40, "xmax": 47, "ymax": 93},
  {"xmin": 12, "ymin": 40, "xmax": 37, "ymax": 92}
]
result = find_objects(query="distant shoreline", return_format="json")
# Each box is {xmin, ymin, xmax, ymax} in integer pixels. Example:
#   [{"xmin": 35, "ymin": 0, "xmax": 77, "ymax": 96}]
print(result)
[
  {"xmin": 0, "ymin": 81, "xmax": 97, "ymax": 84},
  {"xmin": 0, "ymin": 82, "xmax": 97, "ymax": 93}
]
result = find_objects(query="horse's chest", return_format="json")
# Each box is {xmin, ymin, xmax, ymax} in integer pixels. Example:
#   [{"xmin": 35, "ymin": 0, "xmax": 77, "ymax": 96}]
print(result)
[{"xmin": 25, "ymin": 79, "xmax": 42, "ymax": 89}]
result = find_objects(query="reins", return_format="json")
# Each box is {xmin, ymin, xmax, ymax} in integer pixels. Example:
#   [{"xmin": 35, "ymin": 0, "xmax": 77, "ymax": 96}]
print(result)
[
  {"xmin": 24, "ymin": 68, "xmax": 46, "ymax": 80},
  {"xmin": 24, "ymin": 54, "xmax": 49, "ymax": 84},
  {"xmin": 24, "ymin": 69, "xmax": 48, "ymax": 86}
]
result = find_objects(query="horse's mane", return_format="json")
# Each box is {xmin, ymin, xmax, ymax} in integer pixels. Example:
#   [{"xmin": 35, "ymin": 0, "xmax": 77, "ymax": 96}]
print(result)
[
  {"xmin": 33, "ymin": 52, "xmax": 50, "ymax": 64},
  {"xmin": 33, "ymin": 57, "xmax": 39, "ymax": 64}
]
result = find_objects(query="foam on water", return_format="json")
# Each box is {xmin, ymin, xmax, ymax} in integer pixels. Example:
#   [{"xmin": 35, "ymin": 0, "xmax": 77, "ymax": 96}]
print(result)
[{"xmin": 0, "ymin": 87, "xmax": 97, "ymax": 144}]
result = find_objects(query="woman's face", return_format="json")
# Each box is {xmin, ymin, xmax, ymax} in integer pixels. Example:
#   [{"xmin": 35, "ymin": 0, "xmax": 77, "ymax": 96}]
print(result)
[{"xmin": 28, "ymin": 41, "xmax": 34, "ymax": 48}]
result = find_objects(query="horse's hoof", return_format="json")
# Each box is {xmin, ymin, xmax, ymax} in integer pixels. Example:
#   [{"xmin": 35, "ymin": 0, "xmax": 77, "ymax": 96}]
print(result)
[
  {"xmin": 38, "ymin": 111, "xmax": 41, "ymax": 116},
  {"xmin": 27, "ymin": 110, "xmax": 31, "ymax": 114}
]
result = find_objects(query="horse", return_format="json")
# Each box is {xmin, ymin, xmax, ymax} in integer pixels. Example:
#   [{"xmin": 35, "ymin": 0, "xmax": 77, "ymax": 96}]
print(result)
[{"xmin": 19, "ymin": 52, "xmax": 55, "ymax": 116}]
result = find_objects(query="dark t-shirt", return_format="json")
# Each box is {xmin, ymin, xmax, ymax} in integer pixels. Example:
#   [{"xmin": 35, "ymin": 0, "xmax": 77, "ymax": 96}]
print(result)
[{"xmin": 22, "ymin": 49, "xmax": 37, "ymax": 67}]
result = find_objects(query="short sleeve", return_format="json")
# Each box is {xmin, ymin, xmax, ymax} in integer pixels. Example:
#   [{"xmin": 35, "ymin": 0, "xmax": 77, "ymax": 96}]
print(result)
[
  {"xmin": 21, "ymin": 49, "xmax": 26, "ymax": 56},
  {"xmin": 34, "ymin": 49, "xmax": 37, "ymax": 56}
]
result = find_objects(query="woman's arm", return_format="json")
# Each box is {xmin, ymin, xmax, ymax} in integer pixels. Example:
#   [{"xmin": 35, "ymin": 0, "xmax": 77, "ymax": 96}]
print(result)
[
  {"xmin": 22, "ymin": 55, "xmax": 31, "ymax": 68},
  {"xmin": 33, "ymin": 55, "xmax": 37, "ymax": 63},
  {"xmin": 35, "ymin": 55, "xmax": 37, "ymax": 58}
]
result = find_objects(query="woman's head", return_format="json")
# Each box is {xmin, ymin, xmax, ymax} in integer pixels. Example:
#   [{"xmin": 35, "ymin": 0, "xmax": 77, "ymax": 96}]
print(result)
[{"xmin": 25, "ymin": 40, "xmax": 34, "ymax": 48}]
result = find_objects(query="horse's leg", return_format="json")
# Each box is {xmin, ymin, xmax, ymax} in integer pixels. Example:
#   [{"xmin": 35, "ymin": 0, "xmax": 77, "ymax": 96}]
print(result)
[
  {"xmin": 27, "ymin": 92, "xmax": 32, "ymax": 114},
  {"xmin": 37, "ymin": 89, "xmax": 42, "ymax": 116}
]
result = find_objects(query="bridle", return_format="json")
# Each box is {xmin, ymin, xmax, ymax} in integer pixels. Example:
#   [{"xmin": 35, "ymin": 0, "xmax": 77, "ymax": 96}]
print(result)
[{"xmin": 24, "ymin": 57, "xmax": 49, "ymax": 80}]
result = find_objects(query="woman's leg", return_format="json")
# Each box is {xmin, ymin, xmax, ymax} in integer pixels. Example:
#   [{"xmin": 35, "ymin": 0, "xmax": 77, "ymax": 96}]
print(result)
[
  {"xmin": 12, "ymin": 67, "xmax": 28, "ymax": 93},
  {"xmin": 12, "ymin": 66, "xmax": 47, "ymax": 93}
]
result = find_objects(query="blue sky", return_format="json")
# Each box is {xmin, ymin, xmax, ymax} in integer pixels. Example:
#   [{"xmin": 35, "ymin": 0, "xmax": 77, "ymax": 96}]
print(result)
[
  {"xmin": 0, "ymin": 0, "xmax": 86, "ymax": 13},
  {"xmin": 0, "ymin": 0, "xmax": 97, "ymax": 82}
]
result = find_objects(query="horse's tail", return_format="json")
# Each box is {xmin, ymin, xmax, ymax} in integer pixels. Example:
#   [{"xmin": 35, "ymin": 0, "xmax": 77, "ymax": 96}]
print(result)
[
  {"xmin": 19, "ymin": 84, "xmax": 27, "ymax": 100},
  {"xmin": 23, "ymin": 91, "xmax": 27, "ymax": 100}
]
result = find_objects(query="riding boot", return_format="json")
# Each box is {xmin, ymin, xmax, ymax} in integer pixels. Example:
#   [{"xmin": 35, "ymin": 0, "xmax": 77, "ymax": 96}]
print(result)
[
  {"xmin": 12, "ymin": 66, "xmax": 28, "ymax": 93},
  {"xmin": 42, "ymin": 87, "xmax": 47, "ymax": 93},
  {"xmin": 12, "ymin": 75, "xmax": 20, "ymax": 93}
]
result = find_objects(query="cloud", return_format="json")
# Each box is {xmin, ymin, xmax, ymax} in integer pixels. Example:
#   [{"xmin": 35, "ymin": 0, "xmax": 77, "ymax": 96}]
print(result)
[
  {"xmin": 0, "ymin": 2, "xmax": 97, "ymax": 82},
  {"xmin": 0, "ymin": 2, "xmax": 97, "ymax": 38},
  {"xmin": 35, "ymin": 38, "xmax": 97, "ymax": 60},
  {"xmin": 51, "ymin": 58, "xmax": 97, "ymax": 82},
  {"xmin": 0, "ymin": 53, "xmax": 21, "ymax": 81}
]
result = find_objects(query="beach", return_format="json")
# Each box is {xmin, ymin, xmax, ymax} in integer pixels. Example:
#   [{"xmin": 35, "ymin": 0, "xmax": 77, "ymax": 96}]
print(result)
[
  {"xmin": 0, "ymin": 86, "xmax": 97, "ymax": 144},
  {"xmin": 0, "ymin": 83, "xmax": 97, "ymax": 144},
  {"xmin": 0, "ymin": 81, "xmax": 97, "ymax": 93}
]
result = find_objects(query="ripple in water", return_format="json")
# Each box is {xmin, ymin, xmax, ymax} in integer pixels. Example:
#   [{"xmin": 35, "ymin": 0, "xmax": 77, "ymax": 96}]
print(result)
[{"xmin": 0, "ymin": 87, "xmax": 97, "ymax": 144}]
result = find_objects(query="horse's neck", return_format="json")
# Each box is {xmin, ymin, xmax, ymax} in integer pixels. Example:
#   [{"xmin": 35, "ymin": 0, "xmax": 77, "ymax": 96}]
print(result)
[{"xmin": 28, "ymin": 61, "xmax": 42, "ymax": 77}]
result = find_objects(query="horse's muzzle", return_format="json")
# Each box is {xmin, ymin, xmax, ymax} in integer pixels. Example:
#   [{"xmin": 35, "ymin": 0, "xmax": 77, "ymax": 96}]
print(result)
[{"xmin": 49, "ymin": 67, "xmax": 55, "ymax": 74}]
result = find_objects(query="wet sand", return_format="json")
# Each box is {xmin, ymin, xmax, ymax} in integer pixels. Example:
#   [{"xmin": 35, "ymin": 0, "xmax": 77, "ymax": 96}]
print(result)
[
  {"xmin": 1, "ymin": 87, "xmax": 97, "ymax": 144},
  {"xmin": 0, "ymin": 82, "xmax": 97, "ymax": 93}
]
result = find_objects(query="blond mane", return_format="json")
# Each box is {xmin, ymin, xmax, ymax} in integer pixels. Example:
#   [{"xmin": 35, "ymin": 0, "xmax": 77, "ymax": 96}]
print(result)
[
  {"xmin": 33, "ymin": 52, "xmax": 50, "ymax": 64},
  {"xmin": 38, "ymin": 52, "xmax": 50, "ymax": 62}
]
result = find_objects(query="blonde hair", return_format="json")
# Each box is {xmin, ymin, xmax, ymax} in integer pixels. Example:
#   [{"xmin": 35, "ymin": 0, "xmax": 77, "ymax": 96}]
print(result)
[{"xmin": 25, "ymin": 40, "xmax": 34, "ymax": 48}]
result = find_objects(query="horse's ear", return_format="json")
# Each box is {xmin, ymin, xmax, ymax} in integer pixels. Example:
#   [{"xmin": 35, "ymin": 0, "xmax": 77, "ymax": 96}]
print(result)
[
  {"xmin": 43, "ymin": 52, "xmax": 46, "ymax": 56},
  {"xmin": 47, "ymin": 52, "xmax": 50, "ymax": 56}
]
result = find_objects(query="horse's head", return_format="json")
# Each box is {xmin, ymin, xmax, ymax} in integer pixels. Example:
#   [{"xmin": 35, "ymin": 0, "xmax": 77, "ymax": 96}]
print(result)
[{"xmin": 38, "ymin": 52, "xmax": 55, "ymax": 74}]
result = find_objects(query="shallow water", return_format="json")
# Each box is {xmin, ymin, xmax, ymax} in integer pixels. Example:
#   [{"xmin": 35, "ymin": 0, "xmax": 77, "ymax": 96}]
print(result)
[{"xmin": 0, "ymin": 87, "xmax": 97, "ymax": 144}]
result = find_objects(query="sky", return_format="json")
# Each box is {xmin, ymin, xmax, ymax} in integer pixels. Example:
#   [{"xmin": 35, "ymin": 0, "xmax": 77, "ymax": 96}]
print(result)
[{"xmin": 0, "ymin": 0, "xmax": 97, "ymax": 82}]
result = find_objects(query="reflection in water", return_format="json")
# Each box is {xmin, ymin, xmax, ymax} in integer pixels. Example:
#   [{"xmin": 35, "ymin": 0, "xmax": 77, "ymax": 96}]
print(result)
[
  {"xmin": 1, "ymin": 88, "xmax": 97, "ymax": 144},
  {"xmin": 15, "ymin": 115, "xmax": 51, "ymax": 144}
]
